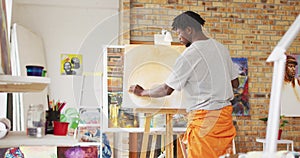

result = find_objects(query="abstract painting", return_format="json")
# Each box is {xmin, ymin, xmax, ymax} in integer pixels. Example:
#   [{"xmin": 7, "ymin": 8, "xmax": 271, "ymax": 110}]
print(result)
[{"xmin": 231, "ymin": 57, "xmax": 249, "ymax": 116}]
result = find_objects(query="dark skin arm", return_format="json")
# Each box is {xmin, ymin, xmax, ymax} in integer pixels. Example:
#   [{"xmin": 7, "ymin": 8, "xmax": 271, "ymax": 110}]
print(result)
[
  {"xmin": 129, "ymin": 78, "xmax": 239, "ymax": 97},
  {"xmin": 128, "ymin": 83, "xmax": 174, "ymax": 98}
]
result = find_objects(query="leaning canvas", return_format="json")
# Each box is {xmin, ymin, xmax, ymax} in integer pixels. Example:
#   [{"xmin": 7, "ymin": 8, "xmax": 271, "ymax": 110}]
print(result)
[
  {"xmin": 20, "ymin": 146, "xmax": 57, "ymax": 158},
  {"xmin": 0, "ymin": 0, "xmax": 10, "ymax": 75}
]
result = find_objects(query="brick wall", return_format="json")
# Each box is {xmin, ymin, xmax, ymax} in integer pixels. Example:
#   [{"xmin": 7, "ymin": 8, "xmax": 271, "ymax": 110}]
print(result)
[{"xmin": 120, "ymin": 0, "xmax": 300, "ymax": 153}]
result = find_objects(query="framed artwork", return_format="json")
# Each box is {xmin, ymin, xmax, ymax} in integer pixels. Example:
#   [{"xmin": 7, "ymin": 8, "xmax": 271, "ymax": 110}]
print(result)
[
  {"xmin": 77, "ymin": 107, "xmax": 101, "ymax": 142},
  {"xmin": 281, "ymin": 54, "xmax": 300, "ymax": 116},
  {"xmin": 60, "ymin": 54, "xmax": 82, "ymax": 75},
  {"xmin": 79, "ymin": 107, "xmax": 101, "ymax": 124},
  {"xmin": 20, "ymin": 146, "xmax": 57, "ymax": 158},
  {"xmin": 77, "ymin": 126, "xmax": 101, "ymax": 142},
  {"xmin": 231, "ymin": 57, "xmax": 249, "ymax": 116},
  {"xmin": 57, "ymin": 146, "xmax": 98, "ymax": 158}
]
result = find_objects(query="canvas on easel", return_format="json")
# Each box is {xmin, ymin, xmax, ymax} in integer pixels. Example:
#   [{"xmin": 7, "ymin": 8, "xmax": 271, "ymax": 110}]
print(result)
[{"xmin": 122, "ymin": 45, "xmax": 185, "ymax": 109}]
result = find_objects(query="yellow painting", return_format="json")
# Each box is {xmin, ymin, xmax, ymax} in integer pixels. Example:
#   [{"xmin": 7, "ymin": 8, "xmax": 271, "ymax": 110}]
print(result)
[{"xmin": 60, "ymin": 54, "xmax": 82, "ymax": 75}]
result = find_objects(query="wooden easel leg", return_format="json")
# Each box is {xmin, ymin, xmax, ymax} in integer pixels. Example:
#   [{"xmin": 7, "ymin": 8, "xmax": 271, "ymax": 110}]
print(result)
[
  {"xmin": 161, "ymin": 134, "xmax": 165, "ymax": 152},
  {"xmin": 129, "ymin": 133, "xmax": 138, "ymax": 158},
  {"xmin": 140, "ymin": 113, "xmax": 152, "ymax": 158},
  {"xmin": 178, "ymin": 134, "xmax": 187, "ymax": 158},
  {"xmin": 166, "ymin": 114, "xmax": 174, "ymax": 158},
  {"xmin": 149, "ymin": 134, "xmax": 157, "ymax": 158}
]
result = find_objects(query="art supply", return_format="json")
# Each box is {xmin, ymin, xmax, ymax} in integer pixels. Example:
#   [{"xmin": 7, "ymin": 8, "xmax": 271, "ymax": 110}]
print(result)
[
  {"xmin": 45, "ymin": 110, "xmax": 60, "ymax": 134},
  {"xmin": 45, "ymin": 99, "xmax": 66, "ymax": 134}
]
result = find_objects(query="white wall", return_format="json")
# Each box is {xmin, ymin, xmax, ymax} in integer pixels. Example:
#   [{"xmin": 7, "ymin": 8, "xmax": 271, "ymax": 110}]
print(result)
[{"xmin": 12, "ymin": 0, "xmax": 119, "ymax": 108}]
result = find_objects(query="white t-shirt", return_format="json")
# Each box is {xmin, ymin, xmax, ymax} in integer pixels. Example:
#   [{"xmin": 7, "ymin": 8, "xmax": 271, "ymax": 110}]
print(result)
[{"xmin": 166, "ymin": 38, "xmax": 239, "ymax": 112}]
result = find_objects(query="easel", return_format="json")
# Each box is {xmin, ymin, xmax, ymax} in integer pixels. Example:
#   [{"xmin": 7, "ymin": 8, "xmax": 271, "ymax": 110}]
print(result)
[
  {"xmin": 134, "ymin": 108, "xmax": 187, "ymax": 158},
  {"xmin": 264, "ymin": 14, "xmax": 300, "ymax": 157}
]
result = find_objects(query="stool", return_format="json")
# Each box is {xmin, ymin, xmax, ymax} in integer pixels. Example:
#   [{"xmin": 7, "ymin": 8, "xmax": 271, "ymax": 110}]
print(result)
[{"xmin": 256, "ymin": 138, "xmax": 294, "ymax": 151}]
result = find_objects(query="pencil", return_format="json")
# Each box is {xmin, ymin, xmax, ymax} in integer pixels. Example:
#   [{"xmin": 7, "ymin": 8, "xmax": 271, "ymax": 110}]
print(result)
[
  {"xmin": 58, "ymin": 102, "xmax": 66, "ymax": 112},
  {"xmin": 47, "ymin": 95, "xmax": 51, "ymax": 111}
]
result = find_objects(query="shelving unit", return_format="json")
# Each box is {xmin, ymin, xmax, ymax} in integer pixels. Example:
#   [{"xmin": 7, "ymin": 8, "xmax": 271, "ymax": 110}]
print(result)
[
  {"xmin": 0, "ymin": 75, "xmax": 65, "ymax": 148},
  {"xmin": 107, "ymin": 47, "xmax": 124, "ymax": 92},
  {"xmin": 0, "ymin": 75, "xmax": 50, "ymax": 92},
  {"xmin": 0, "ymin": 75, "xmax": 92, "ymax": 148},
  {"xmin": 0, "ymin": 131, "xmax": 78, "ymax": 147}
]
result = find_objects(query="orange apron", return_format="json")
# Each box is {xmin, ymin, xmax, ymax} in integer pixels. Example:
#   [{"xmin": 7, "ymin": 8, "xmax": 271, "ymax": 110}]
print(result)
[{"xmin": 182, "ymin": 105, "xmax": 236, "ymax": 158}]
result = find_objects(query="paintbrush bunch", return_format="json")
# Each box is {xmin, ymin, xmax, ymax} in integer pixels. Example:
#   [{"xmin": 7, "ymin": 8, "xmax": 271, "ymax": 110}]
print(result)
[{"xmin": 48, "ymin": 100, "xmax": 66, "ymax": 112}]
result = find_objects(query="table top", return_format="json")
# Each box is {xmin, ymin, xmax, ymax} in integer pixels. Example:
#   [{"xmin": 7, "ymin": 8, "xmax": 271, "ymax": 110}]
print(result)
[
  {"xmin": 134, "ymin": 107, "xmax": 187, "ymax": 115},
  {"xmin": 256, "ymin": 138, "xmax": 293, "ymax": 144}
]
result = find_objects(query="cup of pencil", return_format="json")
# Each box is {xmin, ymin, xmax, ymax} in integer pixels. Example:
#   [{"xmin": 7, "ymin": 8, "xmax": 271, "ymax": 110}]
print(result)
[{"xmin": 45, "ymin": 99, "xmax": 66, "ymax": 134}]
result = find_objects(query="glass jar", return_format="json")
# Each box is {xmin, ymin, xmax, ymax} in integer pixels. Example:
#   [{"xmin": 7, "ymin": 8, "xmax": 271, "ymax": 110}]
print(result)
[{"xmin": 27, "ymin": 104, "xmax": 45, "ymax": 138}]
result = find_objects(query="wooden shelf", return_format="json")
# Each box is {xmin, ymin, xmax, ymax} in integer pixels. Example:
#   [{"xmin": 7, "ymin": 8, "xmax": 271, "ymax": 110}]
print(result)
[
  {"xmin": 0, "ymin": 131, "xmax": 79, "ymax": 147},
  {"xmin": 107, "ymin": 53, "xmax": 124, "ymax": 57},
  {"xmin": 0, "ymin": 75, "xmax": 50, "ymax": 92},
  {"xmin": 108, "ymin": 87, "xmax": 122, "ymax": 92}
]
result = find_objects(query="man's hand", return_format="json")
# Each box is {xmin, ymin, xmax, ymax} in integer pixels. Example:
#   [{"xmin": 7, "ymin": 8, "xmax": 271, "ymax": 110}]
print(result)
[{"xmin": 129, "ymin": 84, "xmax": 144, "ymax": 96}]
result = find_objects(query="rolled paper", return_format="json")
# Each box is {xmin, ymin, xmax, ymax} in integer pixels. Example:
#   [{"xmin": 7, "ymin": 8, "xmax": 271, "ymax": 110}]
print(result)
[
  {"xmin": 0, "ymin": 122, "xmax": 8, "ymax": 139},
  {"xmin": 0, "ymin": 117, "xmax": 11, "ymax": 130}
]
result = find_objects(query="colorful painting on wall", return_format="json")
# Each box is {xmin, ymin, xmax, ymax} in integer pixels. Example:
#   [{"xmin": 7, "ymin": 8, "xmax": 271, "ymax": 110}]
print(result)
[
  {"xmin": 77, "ymin": 126, "xmax": 101, "ymax": 142},
  {"xmin": 281, "ymin": 54, "xmax": 300, "ymax": 117},
  {"xmin": 57, "ymin": 146, "xmax": 98, "ymax": 158},
  {"xmin": 60, "ymin": 54, "xmax": 82, "ymax": 75},
  {"xmin": 1, "ymin": 147, "xmax": 24, "ymax": 158},
  {"xmin": 79, "ymin": 108, "xmax": 101, "ymax": 124},
  {"xmin": 231, "ymin": 57, "xmax": 249, "ymax": 116}
]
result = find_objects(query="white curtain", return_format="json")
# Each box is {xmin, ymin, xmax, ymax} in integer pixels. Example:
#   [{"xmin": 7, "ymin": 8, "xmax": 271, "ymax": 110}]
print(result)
[{"xmin": 10, "ymin": 24, "xmax": 24, "ymax": 131}]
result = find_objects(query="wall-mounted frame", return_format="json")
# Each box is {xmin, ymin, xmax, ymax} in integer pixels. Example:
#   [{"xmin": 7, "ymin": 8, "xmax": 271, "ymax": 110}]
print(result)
[{"xmin": 231, "ymin": 57, "xmax": 249, "ymax": 116}]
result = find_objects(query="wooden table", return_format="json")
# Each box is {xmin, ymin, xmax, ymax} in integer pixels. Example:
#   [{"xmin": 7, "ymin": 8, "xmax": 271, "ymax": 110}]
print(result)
[
  {"xmin": 256, "ymin": 138, "xmax": 294, "ymax": 151},
  {"xmin": 134, "ymin": 108, "xmax": 187, "ymax": 158}
]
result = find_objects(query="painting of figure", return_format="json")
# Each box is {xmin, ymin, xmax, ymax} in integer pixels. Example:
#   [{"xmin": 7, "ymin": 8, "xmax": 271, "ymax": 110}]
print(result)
[
  {"xmin": 60, "ymin": 54, "xmax": 82, "ymax": 75},
  {"xmin": 281, "ymin": 54, "xmax": 300, "ymax": 116}
]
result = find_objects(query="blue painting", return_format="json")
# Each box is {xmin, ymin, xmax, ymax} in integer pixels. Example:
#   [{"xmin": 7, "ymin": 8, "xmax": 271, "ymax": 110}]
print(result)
[{"xmin": 231, "ymin": 57, "xmax": 249, "ymax": 116}]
